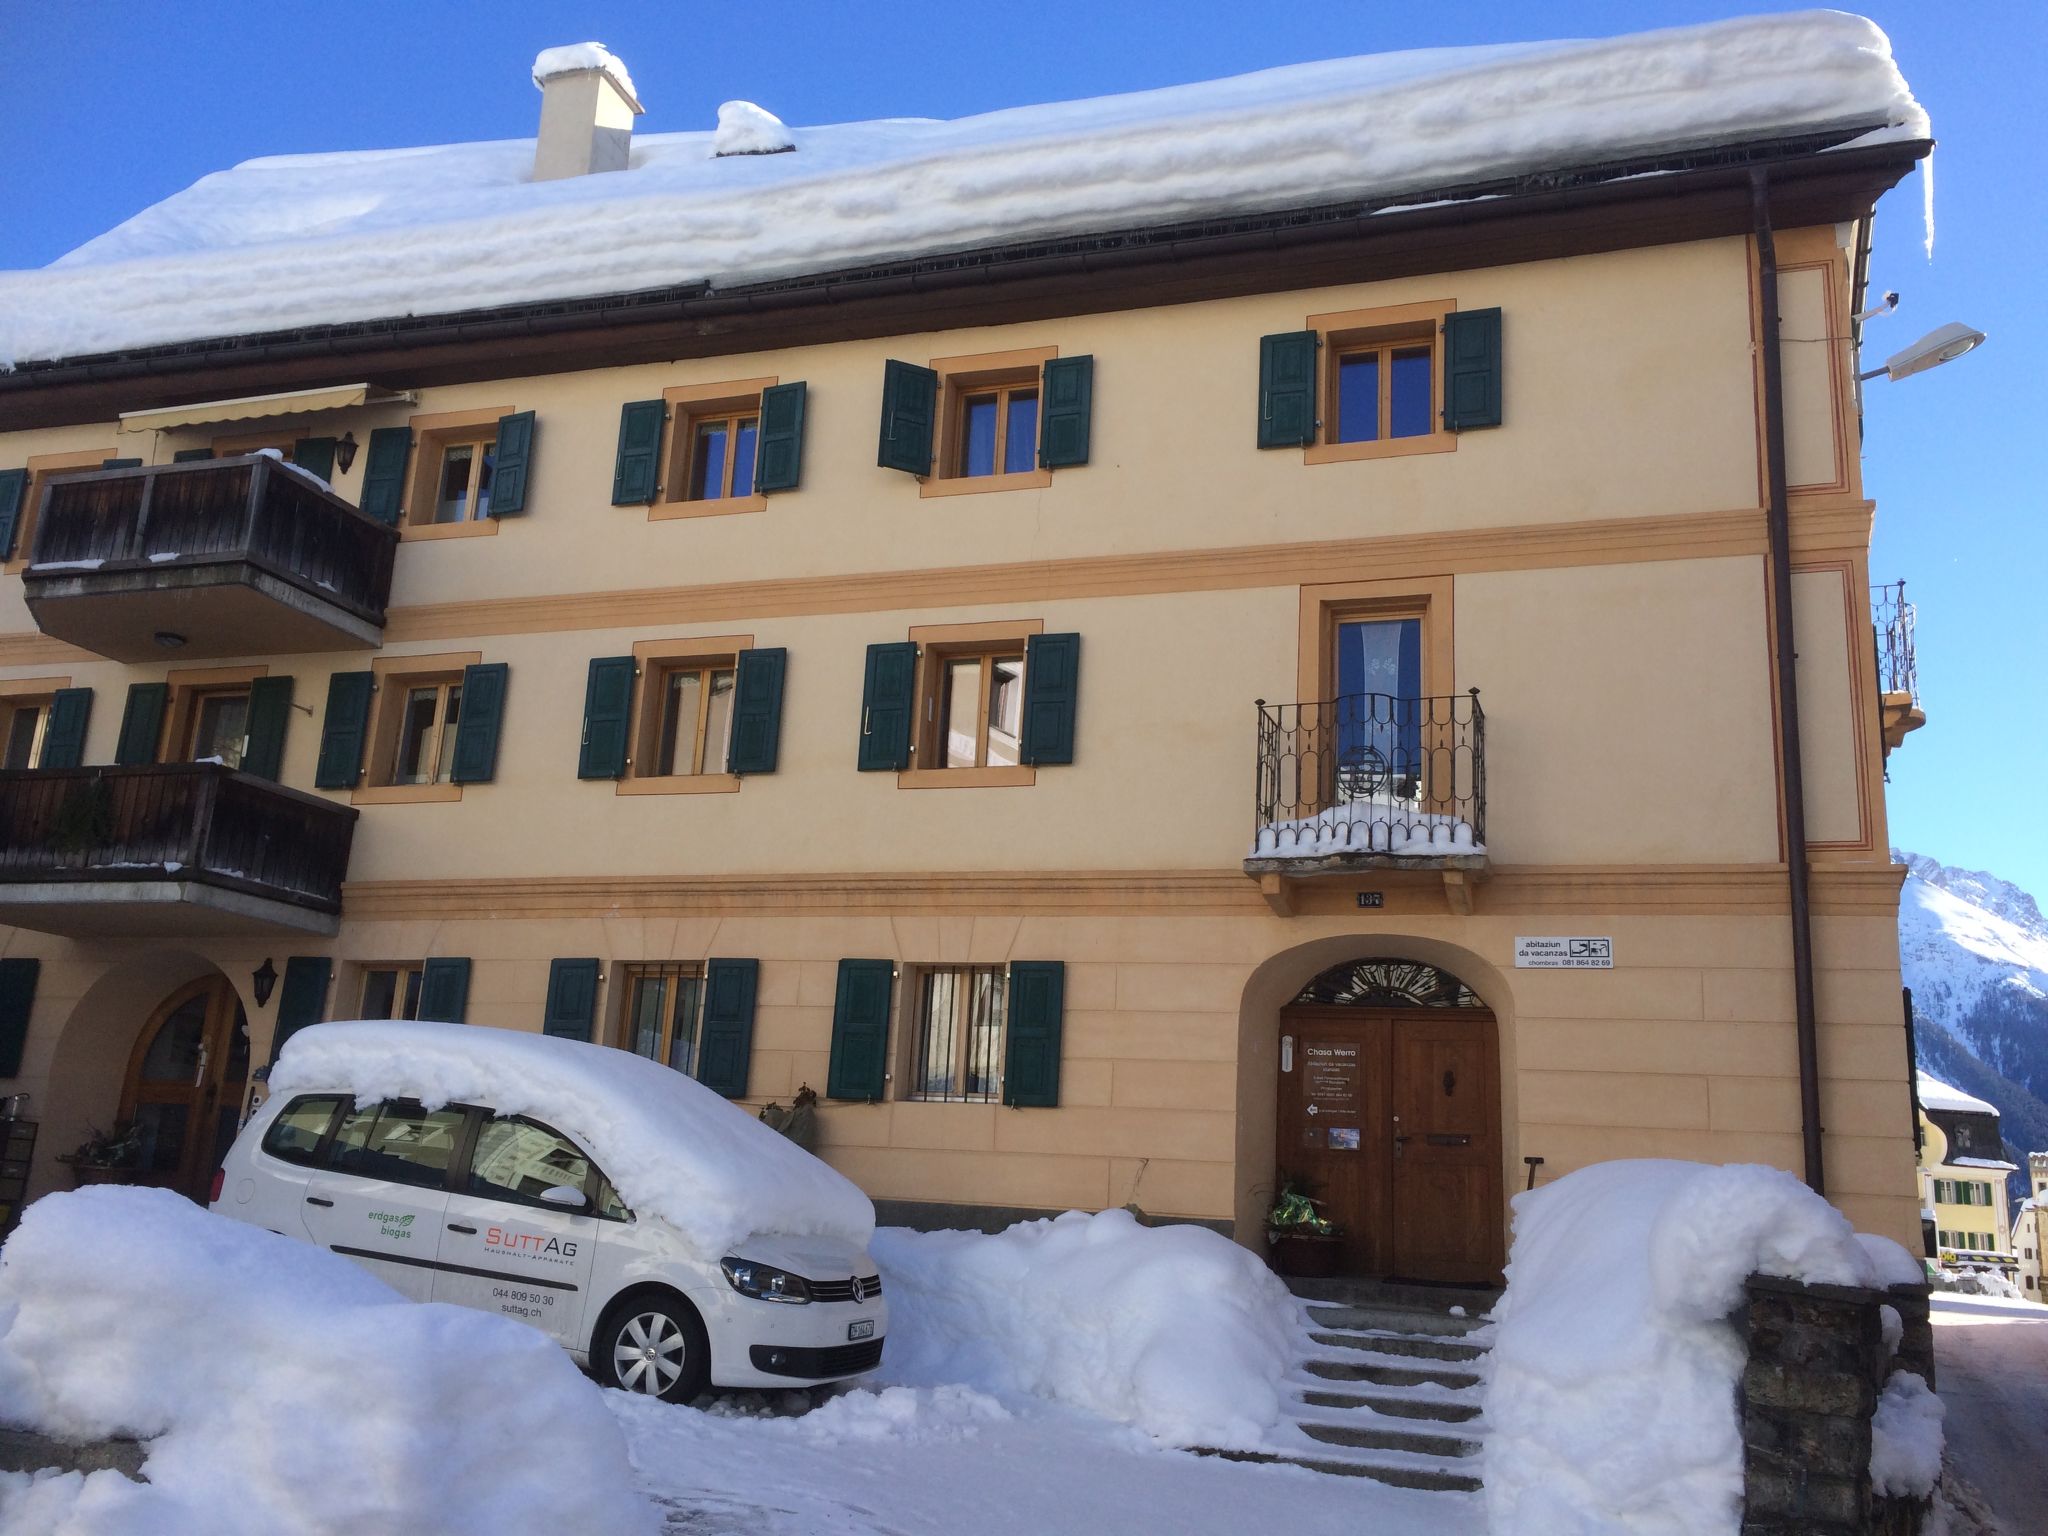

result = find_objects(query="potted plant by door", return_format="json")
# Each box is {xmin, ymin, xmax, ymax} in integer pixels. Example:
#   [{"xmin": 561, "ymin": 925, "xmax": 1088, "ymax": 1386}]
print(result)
[
  {"xmin": 55, "ymin": 1123, "xmax": 144, "ymax": 1188},
  {"xmin": 1266, "ymin": 1179, "xmax": 1343, "ymax": 1278}
]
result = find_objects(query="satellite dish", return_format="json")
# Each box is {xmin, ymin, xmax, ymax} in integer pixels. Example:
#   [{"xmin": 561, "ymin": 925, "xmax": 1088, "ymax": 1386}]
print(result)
[{"xmin": 1869, "ymin": 321, "xmax": 1987, "ymax": 382}]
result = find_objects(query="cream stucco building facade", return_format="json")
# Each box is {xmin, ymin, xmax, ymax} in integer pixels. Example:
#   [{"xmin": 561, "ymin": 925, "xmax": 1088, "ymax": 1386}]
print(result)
[{"xmin": 0, "ymin": 27, "xmax": 1936, "ymax": 1277}]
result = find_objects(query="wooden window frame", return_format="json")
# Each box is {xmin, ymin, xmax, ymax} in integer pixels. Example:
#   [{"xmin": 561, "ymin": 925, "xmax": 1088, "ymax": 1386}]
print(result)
[
  {"xmin": 613, "ymin": 962, "xmax": 707, "ymax": 1074},
  {"xmin": 617, "ymin": 634, "xmax": 753, "ymax": 796},
  {"xmin": 656, "ymin": 379, "xmax": 776, "ymax": 519},
  {"xmin": 6, "ymin": 448, "xmax": 114, "ymax": 574},
  {"xmin": 353, "ymin": 650, "xmax": 482, "ymax": 805},
  {"xmin": 158, "ymin": 664, "xmax": 269, "ymax": 771},
  {"xmin": 358, "ymin": 964, "xmax": 426, "ymax": 1021},
  {"xmin": 899, "ymin": 620, "xmax": 1042, "ymax": 789},
  {"xmin": 0, "ymin": 676, "xmax": 66, "ymax": 770},
  {"xmin": 401, "ymin": 409, "xmax": 512, "ymax": 541},
  {"xmin": 1296, "ymin": 577, "xmax": 1456, "ymax": 816},
  {"xmin": 897, "ymin": 963, "xmax": 1009, "ymax": 1104},
  {"xmin": 921, "ymin": 347, "xmax": 1056, "ymax": 498},
  {"xmin": 1302, "ymin": 300, "xmax": 1457, "ymax": 466}
]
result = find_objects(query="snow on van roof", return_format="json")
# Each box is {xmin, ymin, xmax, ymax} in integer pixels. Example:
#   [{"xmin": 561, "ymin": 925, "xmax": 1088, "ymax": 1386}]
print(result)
[
  {"xmin": 0, "ymin": 11, "xmax": 1923, "ymax": 368},
  {"xmin": 269, "ymin": 1020, "xmax": 874, "ymax": 1256}
]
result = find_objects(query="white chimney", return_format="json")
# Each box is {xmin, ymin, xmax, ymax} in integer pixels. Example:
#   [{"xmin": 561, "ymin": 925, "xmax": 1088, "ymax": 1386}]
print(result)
[{"xmin": 531, "ymin": 44, "xmax": 644, "ymax": 182}]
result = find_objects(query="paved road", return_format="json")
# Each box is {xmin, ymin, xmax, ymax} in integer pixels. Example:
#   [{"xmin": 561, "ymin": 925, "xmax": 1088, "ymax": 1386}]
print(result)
[{"xmin": 1931, "ymin": 1294, "xmax": 2048, "ymax": 1534}]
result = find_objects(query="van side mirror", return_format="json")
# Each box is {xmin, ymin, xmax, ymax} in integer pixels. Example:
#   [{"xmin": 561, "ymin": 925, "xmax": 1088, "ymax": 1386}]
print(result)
[{"xmin": 539, "ymin": 1185, "xmax": 588, "ymax": 1211}]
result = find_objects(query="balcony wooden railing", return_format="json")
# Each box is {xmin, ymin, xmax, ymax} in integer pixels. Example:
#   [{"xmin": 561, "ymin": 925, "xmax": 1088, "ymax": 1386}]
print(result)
[
  {"xmin": 1249, "ymin": 691, "xmax": 1486, "ymax": 869},
  {"xmin": 0, "ymin": 764, "xmax": 358, "ymax": 917},
  {"xmin": 26, "ymin": 455, "xmax": 397, "ymax": 628}
]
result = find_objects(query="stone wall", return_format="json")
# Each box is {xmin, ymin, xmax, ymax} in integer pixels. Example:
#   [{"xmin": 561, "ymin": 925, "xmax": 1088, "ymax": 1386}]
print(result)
[{"xmin": 1740, "ymin": 1273, "xmax": 1936, "ymax": 1536}]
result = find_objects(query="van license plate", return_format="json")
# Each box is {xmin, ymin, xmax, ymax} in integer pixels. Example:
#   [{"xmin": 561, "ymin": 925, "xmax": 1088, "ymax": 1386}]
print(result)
[{"xmin": 847, "ymin": 1319, "xmax": 875, "ymax": 1341}]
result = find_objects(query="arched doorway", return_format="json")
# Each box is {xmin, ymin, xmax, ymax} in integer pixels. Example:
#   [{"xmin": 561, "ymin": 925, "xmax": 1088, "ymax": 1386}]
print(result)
[
  {"xmin": 1278, "ymin": 958, "xmax": 1503, "ymax": 1283},
  {"xmin": 118, "ymin": 976, "xmax": 250, "ymax": 1201}
]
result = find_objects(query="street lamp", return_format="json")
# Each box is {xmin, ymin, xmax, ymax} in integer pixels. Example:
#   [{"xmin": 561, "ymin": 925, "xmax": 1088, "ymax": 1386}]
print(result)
[{"xmin": 1858, "ymin": 321, "xmax": 1987, "ymax": 383}]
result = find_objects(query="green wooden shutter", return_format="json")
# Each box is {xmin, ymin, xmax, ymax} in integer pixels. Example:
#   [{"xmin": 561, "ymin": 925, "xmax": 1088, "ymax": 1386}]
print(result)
[
  {"xmin": 114, "ymin": 682, "xmax": 168, "ymax": 766},
  {"xmin": 542, "ymin": 959, "xmax": 602, "ymax": 1040},
  {"xmin": 101, "ymin": 458, "xmax": 142, "ymax": 470},
  {"xmin": 827, "ymin": 959, "xmax": 894, "ymax": 1101},
  {"xmin": 269, "ymin": 957, "xmax": 331, "ymax": 1065},
  {"xmin": 1257, "ymin": 331, "xmax": 1319, "ymax": 449},
  {"xmin": 171, "ymin": 448, "xmax": 215, "ymax": 463},
  {"xmin": 612, "ymin": 400, "xmax": 666, "ymax": 505},
  {"xmin": 238, "ymin": 675, "xmax": 294, "ymax": 781},
  {"xmin": 578, "ymin": 656, "xmax": 636, "ymax": 780},
  {"xmin": 697, "ymin": 959, "xmax": 759, "ymax": 1098},
  {"xmin": 0, "ymin": 958, "xmax": 39, "ymax": 1079},
  {"xmin": 0, "ymin": 468, "xmax": 27, "ymax": 560},
  {"xmin": 358, "ymin": 427, "xmax": 412, "ymax": 525},
  {"xmin": 1003, "ymin": 961, "xmax": 1065, "ymax": 1108},
  {"xmin": 858, "ymin": 642, "xmax": 917, "ymax": 772},
  {"xmin": 450, "ymin": 662, "xmax": 509, "ymax": 784},
  {"xmin": 1038, "ymin": 355, "xmax": 1094, "ymax": 468},
  {"xmin": 491, "ymin": 410, "xmax": 536, "ymax": 515},
  {"xmin": 877, "ymin": 361, "xmax": 937, "ymax": 476},
  {"xmin": 417, "ymin": 958, "xmax": 472, "ymax": 1024},
  {"xmin": 1019, "ymin": 632, "xmax": 1080, "ymax": 767},
  {"xmin": 291, "ymin": 437, "xmax": 337, "ymax": 481},
  {"xmin": 754, "ymin": 382, "xmax": 807, "ymax": 493},
  {"xmin": 1443, "ymin": 307, "xmax": 1503, "ymax": 431},
  {"xmin": 314, "ymin": 672, "xmax": 375, "ymax": 789},
  {"xmin": 726, "ymin": 648, "xmax": 786, "ymax": 776},
  {"xmin": 39, "ymin": 688, "xmax": 92, "ymax": 769}
]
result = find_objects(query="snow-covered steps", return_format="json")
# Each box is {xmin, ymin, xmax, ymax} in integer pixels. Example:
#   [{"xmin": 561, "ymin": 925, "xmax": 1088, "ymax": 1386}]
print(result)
[{"xmin": 1240, "ymin": 1289, "xmax": 1494, "ymax": 1493}]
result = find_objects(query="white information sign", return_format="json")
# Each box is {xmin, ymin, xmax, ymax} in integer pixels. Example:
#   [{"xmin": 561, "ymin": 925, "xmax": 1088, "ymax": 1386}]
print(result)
[{"xmin": 1515, "ymin": 936, "xmax": 1614, "ymax": 970}]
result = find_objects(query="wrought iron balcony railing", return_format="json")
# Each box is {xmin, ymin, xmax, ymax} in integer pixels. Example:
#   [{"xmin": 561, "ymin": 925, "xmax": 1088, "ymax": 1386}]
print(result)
[
  {"xmin": 22, "ymin": 455, "xmax": 398, "ymax": 660},
  {"xmin": 1249, "ymin": 690, "xmax": 1485, "ymax": 867},
  {"xmin": 0, "ymin": 763, "xmax": 358, "ymax": 921},
  {"xmin": 1872, "ymin": 580, "xmax": 1918, "ymax": 704}
]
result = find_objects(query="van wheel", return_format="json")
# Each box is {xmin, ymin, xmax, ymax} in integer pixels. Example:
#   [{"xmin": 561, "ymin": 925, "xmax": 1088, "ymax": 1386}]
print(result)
[{"xmin": 597, "ymin": 1295, "xmax": 708, "ymax": 1403}]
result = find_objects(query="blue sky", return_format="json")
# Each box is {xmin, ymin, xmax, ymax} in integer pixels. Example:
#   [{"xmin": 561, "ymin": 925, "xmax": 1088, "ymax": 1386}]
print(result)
[{"xmin": 2, "ymin": 3, "xmax": 2040, "ymax": 892}]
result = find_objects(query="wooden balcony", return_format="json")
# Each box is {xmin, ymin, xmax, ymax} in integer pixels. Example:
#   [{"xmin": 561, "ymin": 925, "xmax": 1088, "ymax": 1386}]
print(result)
[
  {"xmin": 0, "ymin": 763, "xmax": 358, "ymax": 937},
  {"xmin": 22, "ymin": 456, "xmax": 397, "ymax": 661}
]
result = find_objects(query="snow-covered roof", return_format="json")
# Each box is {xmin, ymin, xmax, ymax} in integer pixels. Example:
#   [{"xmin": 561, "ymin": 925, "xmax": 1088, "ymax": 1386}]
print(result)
[
  {"xmin": 1948, "ymin": 1156, "xmax": 2019, "ymax": 1173},
  {"xmin": 1917, "ymin": 1073, "xmax": 2000, "ymax": 1118},
  {"xmin": 0, "ymin": 11, "xmax": 1923, "ymax": 369},
  {"xmin": 269, "ymin": 1020, "xmax": 874, "ymax": 1257}
]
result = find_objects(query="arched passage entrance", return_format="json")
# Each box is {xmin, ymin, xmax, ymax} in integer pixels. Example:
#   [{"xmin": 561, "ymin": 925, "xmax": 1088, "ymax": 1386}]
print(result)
[
  {"xmin": 1278, "ymin": 958, "xmax": 1502, "ymax": 1283},
  {"xmin": 118, "ymin": 975, "xmax": 250, "ymax": 1201}
]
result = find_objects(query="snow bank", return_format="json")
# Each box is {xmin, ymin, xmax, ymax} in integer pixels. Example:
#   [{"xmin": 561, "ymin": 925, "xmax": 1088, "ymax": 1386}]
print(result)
[
  {"xmin": 714, "ymin": 101, "xmax": 795, "ymax": 157},
  {"xmin": 1483, "ymin": 1160, "xmax": 1892, "ymax": 1536},
  {"xmin": 0, "ymin": 1187, "xmax": 656, "ymax": 1536},
  {"xmin": 1252, "ymin": 796, "xmax": 1483, "ymax": 859},
  {"xmin": 869, "ymin": 1209, "xmax": 1295, "ymax": 1447},
  {"xmin": 270, "ymin": 1020, "xmax": 874, "ymax": 1257},
  {"xmin": 0, "ymin": 13, "xmax": 1923, "ymax": 365},
  {"xmin": 1869, "ymin": 1370, "xmax": 1944, "ymax": 1499}
]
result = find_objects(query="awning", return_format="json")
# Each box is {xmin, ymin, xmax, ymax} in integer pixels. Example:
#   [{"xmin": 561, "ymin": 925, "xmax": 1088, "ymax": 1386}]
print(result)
[{"xmin": 116, "ymin": 383, "xmax": 414, "ymax": 434}]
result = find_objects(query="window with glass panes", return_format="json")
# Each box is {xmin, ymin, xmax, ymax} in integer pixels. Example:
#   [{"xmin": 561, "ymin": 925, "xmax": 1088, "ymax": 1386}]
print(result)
[
  {"xmin": 617, "ymin": 964, "xmax": 705, "ymax": 1076},
  {"xmin": 946, "ymin": 376, "xmax": 1038, "ymax": 479},
  {"xmin": 429, "ymin": 435, "xmax": 497, "ymax": 523},
  {"xmin": 360, "ymin": 966, "xmax": 425, "ymax": 1021},
  {"xmin": 389, "ymin": 678, "xmax": 463, "ymax": 786},
  {"xmin": 922, "ymin": 649, "xmax": 1025, "ymax": 769},
  {"xmin": 184, "ymin": 687, "xmax": 251, "ymax": 769},
  {"xmin": 1334, "ymin": 340, "xmax": 1434, "ymax": 443},
  {"xmin": 1, "ymin": 698, "xmax": 49, "ymax": 769},
  {"xmin": 685, "ymin": 410, "xmax": 759, "ymax": 502},
  {"xmin": 649, "ymin": 661, "xmax": 736, "ymax": 777},
  {"xmin": 909, "ymin": 965, "xmax": 1006, "ymax": 1102}
]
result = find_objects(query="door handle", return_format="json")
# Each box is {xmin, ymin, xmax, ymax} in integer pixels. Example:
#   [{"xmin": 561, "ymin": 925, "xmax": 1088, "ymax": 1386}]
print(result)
[
  {"xmin": 305, "ymin": 1196, "xmax": 333, "ymax": 1208},
  {"xmin": 1392, "ymin": 1134, "xmax": 1411, "ymax": 1160},
  {"xmin": 447, "ymin": 1223, "xmax": 478, "ymax": 1235}
]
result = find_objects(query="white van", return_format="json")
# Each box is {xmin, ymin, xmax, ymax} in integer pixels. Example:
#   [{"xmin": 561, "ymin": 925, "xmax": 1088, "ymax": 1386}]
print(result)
[{"xmin": 214, "ymin": 1021, "xmax": 886, "ymax": 1403}]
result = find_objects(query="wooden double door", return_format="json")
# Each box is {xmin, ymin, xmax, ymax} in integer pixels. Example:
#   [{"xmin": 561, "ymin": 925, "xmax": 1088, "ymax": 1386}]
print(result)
[
  {"xmin": 1278, "ymin": 1005, "xmax": 1503, "ymax": 1282},
  {"xmin": 119, "ymin": 976, "xmax": 251, "ymax": 1202}
]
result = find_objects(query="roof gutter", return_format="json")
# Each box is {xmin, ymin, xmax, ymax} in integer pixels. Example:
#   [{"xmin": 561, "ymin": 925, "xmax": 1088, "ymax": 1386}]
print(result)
[{"xmin": 1752, "ymin": 165, "xmax": 1826, "ymax": 1195}]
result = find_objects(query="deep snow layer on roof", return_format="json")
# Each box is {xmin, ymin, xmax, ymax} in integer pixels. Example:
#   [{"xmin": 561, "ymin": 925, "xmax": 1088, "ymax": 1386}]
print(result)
[
  {"xmin": 1918, "ymin": 1072, "xmax": 2000, "ymax": 1118},
  {"xmin": 0, "ymin": 11, "xmax": 1923, "ymax": 369}
]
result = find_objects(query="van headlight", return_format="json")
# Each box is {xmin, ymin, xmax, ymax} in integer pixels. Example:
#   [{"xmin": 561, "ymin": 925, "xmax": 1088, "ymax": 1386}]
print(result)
[{"xmin": 720, "ymin": 1257, "xmax": 811, "ymax": 1304}]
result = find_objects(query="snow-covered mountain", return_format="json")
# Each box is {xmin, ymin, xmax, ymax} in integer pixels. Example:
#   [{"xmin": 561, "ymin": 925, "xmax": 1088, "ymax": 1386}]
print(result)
[{"xmin": 1895, "ymin": 850, "xmax": 2048, "ymax": 1183}]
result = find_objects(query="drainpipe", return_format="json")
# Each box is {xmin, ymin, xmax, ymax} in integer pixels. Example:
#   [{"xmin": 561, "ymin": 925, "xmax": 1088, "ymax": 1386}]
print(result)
[{"xmin": 1753, "ymin": 168, "xmax": 1826, "ymax": 1194}]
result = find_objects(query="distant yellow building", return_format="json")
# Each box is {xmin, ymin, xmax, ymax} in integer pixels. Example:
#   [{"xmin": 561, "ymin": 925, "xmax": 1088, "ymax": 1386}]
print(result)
[
  {"xmin": 2015, "ymin": 1153, "xmax": 2047, "ymax": 1301},
  {"xmin": 1916, "ymin": 1074, "xmax": 2017, "ymax": 1279}
]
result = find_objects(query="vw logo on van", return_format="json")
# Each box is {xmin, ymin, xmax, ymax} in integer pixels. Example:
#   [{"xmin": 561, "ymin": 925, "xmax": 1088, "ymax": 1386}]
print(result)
[{"xmin": 850, "ymin": 1277, "xmax": 865, "ymax": 1306}]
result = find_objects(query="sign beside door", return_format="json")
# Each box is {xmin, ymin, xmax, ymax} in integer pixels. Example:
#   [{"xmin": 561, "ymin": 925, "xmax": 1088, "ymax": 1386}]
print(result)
[{"xmin": 1514, "ymin": 936, "xmax": 1613, "ymax": 969}]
